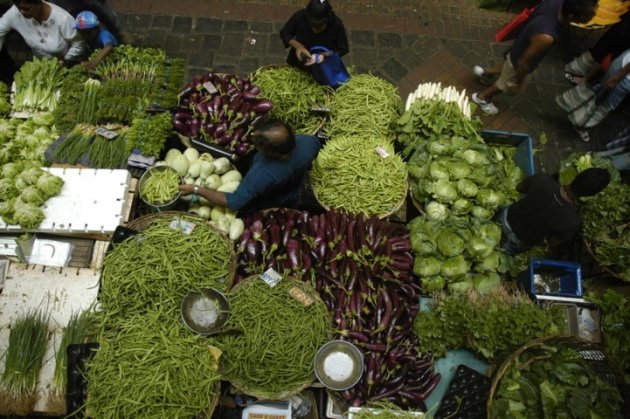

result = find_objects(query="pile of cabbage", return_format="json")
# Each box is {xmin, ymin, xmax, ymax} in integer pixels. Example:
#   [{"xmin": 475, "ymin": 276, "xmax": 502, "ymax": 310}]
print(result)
[
  {"xmin": 410, "ymin": 216, "xmax": 506, "ymax": 293},
  {"xmin": 0, "ymin": 113, "xmax": 58, "ymax": 165},
  {"xmin": 408, "ymin": 135, "xmax": 523, "ymax": 221},
  {"xmin": 0, "ymin": 162, "xmax": 64, "ymax": 229}
]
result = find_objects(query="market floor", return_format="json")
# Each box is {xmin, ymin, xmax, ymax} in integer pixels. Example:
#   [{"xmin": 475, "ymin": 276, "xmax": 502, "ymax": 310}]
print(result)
[{"xmin": 106, "ymin": 0, "xmax": 630, "ymax": 174}]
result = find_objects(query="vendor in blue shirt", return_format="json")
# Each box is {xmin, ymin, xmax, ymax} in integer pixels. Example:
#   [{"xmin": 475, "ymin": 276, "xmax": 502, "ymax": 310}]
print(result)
[
  {"xmin": 74, "ymin": 10, "xmax": 118, "ymax": 70},
  {"xmin": 179, "ymin": 119, "xmax": 321, "ymax": 213}
]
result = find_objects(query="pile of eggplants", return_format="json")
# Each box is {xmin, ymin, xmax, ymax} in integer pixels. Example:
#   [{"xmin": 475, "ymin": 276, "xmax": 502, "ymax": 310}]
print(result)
[
  {"xmin": 235, "ymin": 208, "xmax": 440, "ymax": 409},
  {"xmin": 173, "ymin": 72, "xmax": 273, "ymax": 156}
]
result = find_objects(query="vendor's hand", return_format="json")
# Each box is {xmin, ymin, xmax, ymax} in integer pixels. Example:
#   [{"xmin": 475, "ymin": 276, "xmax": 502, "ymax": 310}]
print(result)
[
  {"xmin": 603, "ymin": 76, "xmax": 620, "ymax": 91},
  {"xmin": 179, "ymin": 183, "xmax": 195, "ymax": 196},
  {"xmin": 81, "ymin": 60, "xmax": 96, "ymax": 71},
  {"xmin": 295, "ymin": 48, "xmax": 311, "ymax": 65}
]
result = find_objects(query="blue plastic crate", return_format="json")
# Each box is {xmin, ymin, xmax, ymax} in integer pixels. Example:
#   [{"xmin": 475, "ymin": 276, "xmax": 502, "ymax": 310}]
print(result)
[
  {"xmin": 481, "ymin": 129, "xmax": 535, "ymax": 176},
  {"xmin": 518, "ymin": 258, "xmax": 583, "ymax": 299}
]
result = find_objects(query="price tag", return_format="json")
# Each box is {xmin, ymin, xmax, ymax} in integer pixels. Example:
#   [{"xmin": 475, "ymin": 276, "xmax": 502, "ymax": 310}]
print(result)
[
  {"xmin": 95, "ymin": 127, "xmax": 119, "ymax": 140},
  {"xmin": 288, "ymin": 286, "xmax": 313, "ymax": 306},
  {"xmin": 203, "ymin": 81, "xmax": 218, "ymax": 95},
  {"xmin": 169, "ymin": 218, "xmax": 197, "ymax": 235},
  {"xmin": 259, "ymin": 268, "xmax": 282, "ymax": 288},
  {"xmin": 375, "ymin": 146, "xmax": 389, "ymax": 159}
]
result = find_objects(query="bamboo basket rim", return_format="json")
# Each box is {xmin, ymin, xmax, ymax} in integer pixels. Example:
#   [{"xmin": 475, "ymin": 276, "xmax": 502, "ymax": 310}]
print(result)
[
  {"xmin": 221, "ymin": 276, "xmax": 330, "ymax": 400},
  {"xmin": 487, "ymin": 334, "xmax": 599, "ymax": 418},
  {"xmin": 124, "ymin": 211, "xmax": 237, "ymax": 289},
  {"xmin": 582, "ymin": 238, "xmax": 628, "ymax": 281},
  {"xmin": 310, "ymin": 176, "xmax": 409, "ymax": 219}
]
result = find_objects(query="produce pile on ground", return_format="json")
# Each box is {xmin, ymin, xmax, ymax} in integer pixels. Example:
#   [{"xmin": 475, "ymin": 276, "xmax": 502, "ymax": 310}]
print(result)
[
  {"xmin": 48, "ymin": 124, "xmax": 129, "ymax": 169},
  {"xmin": 0, "ymin": 162, "xmax": 64, "ymax": 229},
  {"xmin": 0, "ymin": 82, "xmax": 10, "ymax": 115},
  {"xmin": 413, "ymin": 289, "xmax": 566, "ymax": 361},
  {"xmin": 236, "ymin": 209, "xmax": 438, "ymax": 409},
  {"xmin": 173, "ymin": 72, "xmax": 272, "ymax": 156},
  {"xmin": 404, "ymin": 82, "xmax": 472, "ymax": 118},
  {"xmin": 252, "ymin": 65, "xmax": 331, "ymax": 134},
  {"xmin": 310, "ymin": 135, "xmax": 408, "ymax": 217},
  {"xmin": 126, "ymin": 112, "xmax": 172, "ymax": 158},
  {"xmin": 0, "ymin": 309, "xmax": 50, "ymax": 415},
  {"xmin": 87, "ymin": 216, "xmax": 231, "ymax": 416},
  {"xmin": 158, "ymin": 147, "xmax": 245, "ymax": 239},
  {"xmin": 215, "ymin": 278, "xmax": 330, "ymax": 399},
  {"xmin": 12, "ymin": 57, "xmax": 66, "ymax": 113},
  {"xmin": 325, "ymin": 73, "xmax": 400, "ymax": 139},
  {"xmin": 586, "ymin": 289, "xmax": 630, "ymax": 372},
  {"xmin": 491, "ymin": 340, "xmax": 624, "ymax": 418},
  {"xmin": 560, "ymin": 153, "xmax": 630, "ymax": 280},
  {"xmin": 0, "ymin": 113, "xmax": 58, "ymax": 165},
  {"xmin": 409, "ymin": 216, "xmax": 505, "ymax": 293}
]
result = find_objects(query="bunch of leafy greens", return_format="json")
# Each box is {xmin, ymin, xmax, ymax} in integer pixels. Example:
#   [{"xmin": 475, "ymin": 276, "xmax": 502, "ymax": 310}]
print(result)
[
  {"xmin": 492, "ymin": 343, "xmax": 624, "ymax": 418},
  {"xmin": 92, "ymin": 45, "xmax": 167, "ymax": 83},
  {"xmin": 413, "ymin": 289, "xmax": 565, "ymax": 361},
  {"xmin": 12, "ymin": 57, "xmax": 67, "ymax": 112},
  {"xmin": 559, "ymin": 153, "xmax": 630, "ymax": 280},
  {"xmin": 125, "ymin": 112, "xmax": 173, "ymax": 157},
  {"xmin": 0, "ymin": 115, "xmax": 58, "ymax": 166},
  {"xmin": 52, "ymin": 65, "xmax": 90, "ymax": 132},
  {"xmin": 0, "ymin": 162, "xmax": 64, "ymax": 229},
  {"xmin": 586, "ymin": 289, "xmax": 630, "ymax": 372},
  {"xmin": 0, "ymin": 82, "xmax": 11, "ymax": 115},
  {"xmin": 409, "ymin": 216, "xmax": 504, "ymax": 293},
  {"xmin": 148, "ymin": 58, "xmax": 186, "ymax": 109}
]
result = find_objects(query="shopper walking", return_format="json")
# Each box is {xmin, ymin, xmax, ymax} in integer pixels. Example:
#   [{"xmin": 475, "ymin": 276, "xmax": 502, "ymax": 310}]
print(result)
[{"xmin": 471, "ymin": 0, "xmax": 597, "ymax": 115}]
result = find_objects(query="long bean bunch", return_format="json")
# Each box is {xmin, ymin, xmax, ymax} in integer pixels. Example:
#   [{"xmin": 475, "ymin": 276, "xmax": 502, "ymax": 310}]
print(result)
[
  {"xmin": 86, "ymin": 316, "xmax": 221, "ymax": 418},
  {"xmin": 217, "ymin": 279, "xmax": 330, "ymax": 399},
  {"xmin": 252, "ymin": 66, "xmax": 332, "ymax": 134},
  {"xmin": 99, "ymin": 217, "xmax": 233, "ymax": 320},
  {"xmin": 310, "ymin": 135, "xmax": 408, "ymax": 216},
  {"xmin": 326, "ymin": 74, "xmax": 401, "ymax": 139}
]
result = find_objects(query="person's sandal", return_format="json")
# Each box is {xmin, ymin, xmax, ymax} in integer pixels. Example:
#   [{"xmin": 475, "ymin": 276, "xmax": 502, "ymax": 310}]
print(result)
[{"xmin": 564, "ymin": 72, "xmax": 584, "ymax": 85}]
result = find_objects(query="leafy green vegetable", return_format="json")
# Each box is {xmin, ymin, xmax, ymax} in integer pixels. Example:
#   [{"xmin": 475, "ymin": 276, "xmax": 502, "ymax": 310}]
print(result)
[
  {"xmin": 585, "ymin": 290, "xmax": 630, "ymax": 371},
  {"xmin": 13, "ymin": 57, "xmax": 67, "ymax": 112},
  {"xmin": 125, "ymin": 112, "xmax": 172, "ymax": 157},
  {"xmin": 0, "ymin": 82, "xmax": 11, "ymax": 115}
]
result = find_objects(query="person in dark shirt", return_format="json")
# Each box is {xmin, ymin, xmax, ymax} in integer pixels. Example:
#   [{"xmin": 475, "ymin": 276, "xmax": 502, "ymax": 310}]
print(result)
[
  {"xmin": 471, "ymin": 0, "xmax": 597, "ymax": 115},
  {"xmin": 279, "ymin": 0, "xmax": 349, "ymax": 70},
  {"xmin": 178, "ymin": 119, "xmax": 321, "ymax": 213},
  {"xmin": 498, "ymin": 168, "xmax": 610, "ymax": 254}
]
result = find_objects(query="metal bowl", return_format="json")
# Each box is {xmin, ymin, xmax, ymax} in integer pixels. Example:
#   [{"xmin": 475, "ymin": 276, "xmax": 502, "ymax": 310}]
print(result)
[
  {"xmin": 138, "ymin": 165, "xmax": 181, "ymax": 210},
  {"xmin": 181, "ymin": 288, "xmax": 230, "ymax": 335},
  {"xmin": 314, "ymin": 340, "xmax": 364, "ymax": 391}
]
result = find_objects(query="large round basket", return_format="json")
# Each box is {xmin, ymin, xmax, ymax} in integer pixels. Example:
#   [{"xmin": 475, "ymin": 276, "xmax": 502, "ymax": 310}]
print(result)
[
  {"xmin": 487, "ymin": 335, "xmax": 630, "ymax": 418},
  {"xmin": 125, "ymin": 211, "xmax": 237, "ymax": 289},
  {"xmin": 222, "ymin": 276, "xmax": 331, "ymax": 400},
  {"xmin": 583, "ymin": 238, "xmax": 627, "ymax": 281},
  {"xmin": 311, "ymin": 177, "xmax": 408, "ymax": 220}
]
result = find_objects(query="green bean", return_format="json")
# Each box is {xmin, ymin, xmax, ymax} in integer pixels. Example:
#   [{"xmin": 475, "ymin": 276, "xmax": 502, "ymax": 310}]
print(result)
[
  {"xmin": 140, "ymin": 168, "xmax": 180, "ymax": 205},
  {"xmin": 310, "ymin": 135, "xmax": 408, "ymax": 216},
  {"xmin": 252, "ymin": 66, "xmax": 332, "ymax": 134},
  {"xmin": 325, "ymin": 73, "xmax": 401, "ymax": 140},
  {"xmin": 350, "ymin": 402, "xmax": 421, "ymax": 418},
  {"xmin": 215, "ymin": 278, "xmax": 331, "ymax": 399}
]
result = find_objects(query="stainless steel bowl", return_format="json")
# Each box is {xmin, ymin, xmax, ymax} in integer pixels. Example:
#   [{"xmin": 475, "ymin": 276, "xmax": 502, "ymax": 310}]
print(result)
[
  {"xmin": 314, "ymin": 340, "xmax": 364, "ymax": 391},
  {"xmin": 181, "ymin": 288, "xmax": 230, "ymax": 335},
  {"xmin": 138, "ymin": 165, "xmax": 181, "ymax": 210}
]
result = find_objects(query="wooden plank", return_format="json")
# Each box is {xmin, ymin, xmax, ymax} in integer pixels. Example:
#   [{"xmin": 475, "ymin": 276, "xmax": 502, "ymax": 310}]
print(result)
[{"xmin": 90, "ymin": 240, "xmax": 109, "ymax": 270}]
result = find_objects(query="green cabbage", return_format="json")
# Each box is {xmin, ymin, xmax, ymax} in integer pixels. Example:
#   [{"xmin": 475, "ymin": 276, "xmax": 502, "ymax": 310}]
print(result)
[
  {"xmin": 425, "ymin": 201, "xmax": 448, "ymax": 221},
  {"xmin": 479, "ymin": 223, "xmax": 502, "ymax": 246},
  {"xmin": 443, "ymin": 159, "xmax": 471, "ymax": 179},
  {"xmin": 452, "ymin": 198, "xmax": 473, "ymax": 215},
  {"xmin": 31, "ymin": 111, "xmax": 54, "ymax": 126},
  {"xmin": 0, "ymin": 178, "xmax": 16, "ymax": 198},
  {"xmin": 36, "ymin": 173, "xmax": 64, "ymax": 197},
  {"xmin": 449, "ymin": 280, "xmax": 473, "ymax": 294},
  {"xmin": 437, "ymin": 229, "xmax": 464, "ymax": 257},
  {"xmin": 477, "ymin": 189, "xmax": 502, "ymax": 208},
  {"xmin": 20, "ymin": 167, "xmax": 44, "ymax": 185},
  {"xmin": 472, "ymin": 272, "xmax": 501, "ymax": 293},
  {"xmin": 475, "ymin": 251, "xmax": 500, "ymax": 272},
  {"xmin": 422, "ymin": 276, "xmax": 446, "ymax": 294},
  {"xmin": 13, "ymin": 201, "xmax": 45, "ymax": 229},
  {"xmin": 457, "ymin": 178, "xmax": 479, "ymax": 198},
  {"xmin": 429, "ymin": 161, "xmax": 449, "ymax": 180},
  {"xmin": 461, "ymin": 149, "xmax": 488, "ymax": 165},
  {"xmin": 0, "ymin": 199, "xmax": 14, "ymax": 217},
  {"xmin": 1, "ymin": 162, "xmax": 22, "ymax": 179},
  {"xmin": 433, "ymin": 180, "xmax": 458, "ymax": 203},
  {"xmin": 471, "ymin": 206, "xmax": 493, "ymax": 220},
  {"xmin": 427, "ymin": 138, "xmax": 452, "ymax": 155},
  {"xmin": 442, "ymin": 255, "xmax": 470, "ymax": 277},
  {"xmin": 468, "ymin": 235, "xmax": 495, "ymax": 259},
  {"xmin": 413, "ymin": 256, "xmax": 442, "ymax": 277},
  {"xmin": 20, "ymin": 186, "xmax": 45, "ymax": 206}
]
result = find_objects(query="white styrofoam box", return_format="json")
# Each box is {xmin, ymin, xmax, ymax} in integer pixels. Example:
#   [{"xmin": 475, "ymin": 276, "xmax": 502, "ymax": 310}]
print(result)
[
  {"xmin": 0, "ymin": 168, "xmax": 131, "ymax": 235},
  {"xmin": 0, "ymin": 262, "xmax": 100, "ymax": 414}
]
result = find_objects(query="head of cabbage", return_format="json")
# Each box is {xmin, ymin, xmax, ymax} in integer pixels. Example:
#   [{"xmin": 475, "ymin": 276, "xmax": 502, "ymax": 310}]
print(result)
[
  {"xmin": 429, "ymin": 161, "xmax": 450, "ymax": 180},
  {"xmin": 432, "ymin": 180, "xmax": 458, "ymax": 203},
  {"xmin": 476, "ymin": 189, "xmax": 503, "ymax": 209},
  {"xmin": 425, "ymin": 201, "xmax": 448, "ymax": 221},
  {"xmin": 457, "ymin": 179, "xmax": 478, "ymax": 198},
  {"xmin": 441, "ymin": 255, "xmax": 470, "ymax": 277},
  {"xmin": 413, "ymin": 256, "xmax": 442, "ymax": 277},
  {"xmin": 443, "ymin": 159, "xmax": 471, "ymax": 180},
  {"xmin": 437, "ymin": 229, "xmax": 465, "ymax": 257}
]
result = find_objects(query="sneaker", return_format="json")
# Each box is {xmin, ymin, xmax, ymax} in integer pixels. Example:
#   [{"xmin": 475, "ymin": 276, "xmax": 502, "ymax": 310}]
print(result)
[
  {"xmin": 472, "ymin": 92, "xmax": 499, "ymax": 115},
  {"xmin": 473, "ymin": 65, "xmax": 495, "ymax": 86},
  {"xmin": 473, "ymin": 65, "xmax": 486, "ymax": 77}
]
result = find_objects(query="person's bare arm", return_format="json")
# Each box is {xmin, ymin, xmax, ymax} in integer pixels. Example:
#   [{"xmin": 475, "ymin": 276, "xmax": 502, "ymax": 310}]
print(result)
[
  {"xmin": 288, "ymin": 39, "xmax": 312, "ymax": 64},
  {"xmin": 82, "ymin": 43, "xmax": 113, "ymax": 70},
  {"xmin": 604, "ymin": 61, "xmax": 630, "ymax": 90},
  {"xmin": 179, "ymin": 184, "xmax": 228, "ymax": 207},
  {"xmin": 514, "ymin": 34, "xmax": 554, "ymax": 86}
]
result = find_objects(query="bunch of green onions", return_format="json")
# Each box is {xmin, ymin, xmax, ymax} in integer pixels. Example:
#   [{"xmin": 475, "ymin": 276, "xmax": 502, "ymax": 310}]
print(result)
[
  {"xmin": 53, "ymin": 309, "xmax": 92, "ymax": 395},
  {"xmin": 76, "ymin": 79, "xmax": 101, "ymax": 125},
  {"xmin": 1, "ymin": 309, "xmax": 50, "ymax": 403}
]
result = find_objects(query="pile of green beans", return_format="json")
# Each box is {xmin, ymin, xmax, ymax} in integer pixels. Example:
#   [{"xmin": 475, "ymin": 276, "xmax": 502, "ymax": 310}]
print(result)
[
  {"xmin": 217, "ymin": 279, "xmax": 330, "ymax": 399},
  {"xmin": 100, "ymin": 217, "xmax": 233, "ymax": 320},
  {"xmin": 86, "ymin": 316, "xmax": 221, "ymax": 418},
  {"xmin": 252, "ymin": 66, "xmax": 332, "ymax": 134},
  {"xmin": 139, "ymin": 167, "xmax": 180, "ymax": 205},
  {"xmin": 310, "ymin": 135, "xmax": 408, "ymax": 216},
  {"xmin": 326, "ymin": 74, "xmax": 401, "ymax": 140},
  {"xmin": 351, "ymin": 402, "xmax": 422, "ymax": 418}
]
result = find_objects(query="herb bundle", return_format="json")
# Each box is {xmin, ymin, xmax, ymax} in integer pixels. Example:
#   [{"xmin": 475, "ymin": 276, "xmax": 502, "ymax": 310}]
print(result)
[
  {"xmin": 93, "ymin": 45, "xmax": 167, "ymax": 83},
  {"xmin": 52, "ymin": 66, "xmax": 90, "ymax": 133},
  {"xmin": 149, "ymin": 58, "xmax": 186, "ymax": 109},
  {"xmin": 53, "ymin": 309, "xmax": 93, "ymax": 395},
  {"xmin": 96, "ymin": 79, "xmax": 151, "ymax": 124},
  {"xmin": 586, "ymin": 289, "xmax": 630, "ymax": 371},
  {"xmin": 125, "ymin": 112, "xmax": 172, "ymax": 157}
]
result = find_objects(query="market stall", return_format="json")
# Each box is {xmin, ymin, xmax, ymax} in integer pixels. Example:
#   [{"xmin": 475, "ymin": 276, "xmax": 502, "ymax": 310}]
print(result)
[{"xmin": 0, "ymin": 46, "xmax": 628, "ymax": 419}]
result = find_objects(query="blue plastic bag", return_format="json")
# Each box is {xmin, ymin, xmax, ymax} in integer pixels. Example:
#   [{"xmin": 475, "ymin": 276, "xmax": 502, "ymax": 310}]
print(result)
[{"xmin": 309, "ymin": 45, "xmax": 350, "ymax": 88}]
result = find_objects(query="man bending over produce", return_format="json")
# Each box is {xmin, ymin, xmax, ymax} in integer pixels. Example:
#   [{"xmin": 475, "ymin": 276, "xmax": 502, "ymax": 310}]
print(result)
[
  {"xmin": 497, "ymin": 168, "xmax": 610, "ymax": 254},
  {"xmin": 74, "ymin": 10, "xmax": 118, "ymax": 70},
  {"xmin": 0, "ymin": 0, "xmax": 86, "ymax": 64},
  {"xmin": 179, "ymin": 119, "xmax": 320, "ymax": 213}
]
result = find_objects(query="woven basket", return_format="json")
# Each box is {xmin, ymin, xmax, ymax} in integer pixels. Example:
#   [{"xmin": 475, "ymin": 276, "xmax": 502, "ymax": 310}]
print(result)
[
  {"xmin": 311, "ymin": 177, "xmax": 408, "ymax": 220},
  {"xmin": 125, "ymin": 211, "xmax": 237, "ymax": 289},
  {"xmin": 583, "ymin": 238, "xmax": 627, "ymax": 281},
  {"xmin": 487, "ymin": 335, "xmax": 629, "ymax": 418},
  {"xmin": 221, "ymin": 276, "xmax": 330, "ymax": 400}
]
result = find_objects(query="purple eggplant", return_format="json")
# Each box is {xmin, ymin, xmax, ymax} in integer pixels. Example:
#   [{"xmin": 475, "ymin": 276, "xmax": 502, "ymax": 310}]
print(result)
[{"xmin": 251, "ymin": 99, "xmax": 273, "ymax": 114}]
